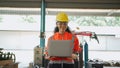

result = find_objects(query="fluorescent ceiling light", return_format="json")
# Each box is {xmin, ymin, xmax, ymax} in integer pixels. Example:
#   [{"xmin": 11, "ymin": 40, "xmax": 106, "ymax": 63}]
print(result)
[
  {"xmin": 46, "ymin": 8, "xmax": 112, "ymax": 12},
  {"xmin": 0, "ymin": 7, "xmax": 40, "ymax": 11},
  {"xmin": 0, "ymin": 7, "xmax": 120, "ymax": 16},
  {"xmin": 0, "ymin": 7, "xmax": 119, "ymax": 12}
]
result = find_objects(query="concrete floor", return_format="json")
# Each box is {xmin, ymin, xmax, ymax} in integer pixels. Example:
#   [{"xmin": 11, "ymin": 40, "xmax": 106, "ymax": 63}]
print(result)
[
  {"xmin": 104, "ymin": 67, "xmax": 120, "ymax": 68},
  {"xmin": 83, "ymin": 66, "xmax": 120, "ymax": 68}
]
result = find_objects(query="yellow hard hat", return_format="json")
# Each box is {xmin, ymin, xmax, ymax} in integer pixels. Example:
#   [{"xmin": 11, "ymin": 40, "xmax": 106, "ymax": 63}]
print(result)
[{"xmin": 56, "ymin": 12, "xmax": 68, "ymax": 22}]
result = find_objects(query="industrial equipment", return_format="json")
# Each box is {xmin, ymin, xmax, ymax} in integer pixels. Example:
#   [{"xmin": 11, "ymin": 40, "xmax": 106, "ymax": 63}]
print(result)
[
  {"xmin": 74, "ymin": 31, "xmax": 99, "ymax": 68},
  {"xmin": 0, "ymin": 48, "xmax": 17, "ymax": 68}
]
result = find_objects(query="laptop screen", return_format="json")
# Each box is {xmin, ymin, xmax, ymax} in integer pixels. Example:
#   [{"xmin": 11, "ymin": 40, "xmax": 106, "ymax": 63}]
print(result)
[{"xmin": 48, "ymin": 40, "xmax": 73, "ymax": 57}]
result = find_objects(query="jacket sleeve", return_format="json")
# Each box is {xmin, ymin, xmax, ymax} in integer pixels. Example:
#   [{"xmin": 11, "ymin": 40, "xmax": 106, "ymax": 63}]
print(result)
[
  {"xmin": 44, "ymin": 36, "xmax": 53, "ymax": 55},
  {"xmin": 73, "ymin": 35, "xmax": 82, "ymax": 53},
  {"xmin": 44, "ymin": 37, "xmax": 50, "ymax": 55}
]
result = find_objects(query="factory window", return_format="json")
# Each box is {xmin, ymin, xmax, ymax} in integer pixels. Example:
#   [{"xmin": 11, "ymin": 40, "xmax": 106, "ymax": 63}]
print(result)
[
  {"xmin": 69, "ymin": 16, "xmax": 120, "ymax": 26},
  {"xmin": 0, "ymin": 7, "xmax": 120, "ymax": 49}
]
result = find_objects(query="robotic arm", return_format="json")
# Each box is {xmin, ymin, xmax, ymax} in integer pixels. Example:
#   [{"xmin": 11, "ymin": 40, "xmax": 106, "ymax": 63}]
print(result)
[
  {"xmin": 90, "ymin": 32, "xmax": 99, "ymax": 44},
  {"xmin": 74, "ymin": 31, "xmax": 99, "ymax": 44}
]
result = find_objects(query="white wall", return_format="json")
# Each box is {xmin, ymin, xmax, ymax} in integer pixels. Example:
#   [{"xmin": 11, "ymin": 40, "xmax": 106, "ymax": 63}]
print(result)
[
  {"xmin": 89, "ymin": 51, "xmax": 120, "ymax": 61},
  {"xmin": 0, "ymin": 31, "xmax": 40, "ymax": 49},
  {"xmin": 0, "ymin": 31, "xmax": 40, "ymax": 68}
]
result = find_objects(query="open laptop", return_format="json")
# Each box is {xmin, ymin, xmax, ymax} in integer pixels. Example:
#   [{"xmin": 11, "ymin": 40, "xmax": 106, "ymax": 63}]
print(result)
[{"xmin": 48, "ymin": 40, "xmax": 73, "ymax": 57}]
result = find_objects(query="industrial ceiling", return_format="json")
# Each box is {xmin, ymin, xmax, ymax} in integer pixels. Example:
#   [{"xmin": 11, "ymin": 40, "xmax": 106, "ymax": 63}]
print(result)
[
  {"xmin": 0, "ymin": 0, "xmax": 120, "ymax": 16},
  {"xmin": 1, "ymin": 0, "xmax": 120, "ymax": 9}
]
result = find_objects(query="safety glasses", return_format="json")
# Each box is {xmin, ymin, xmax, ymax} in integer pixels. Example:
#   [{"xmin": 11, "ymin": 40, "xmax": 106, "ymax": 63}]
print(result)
[{"xmin": 56, "ymin": 22, "xmax": 68, "ymax": 26}]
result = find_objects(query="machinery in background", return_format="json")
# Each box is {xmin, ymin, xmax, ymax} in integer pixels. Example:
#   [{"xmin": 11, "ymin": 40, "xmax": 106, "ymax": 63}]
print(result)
[
  {"xmin": 0, "ymin": 48, "xmax": 16, "ymax": 62},
  {"xmin": 0, "ymin": 48, "xmax": 18, "ymax": 68},
  {"xmin": 74, "ymin": 31, "xmax": 99, "ymax": 68},
  {"xmin": 74, "ymin": 31, "xmax": 99, "ymax": 44},
  {"xmin": 88, "ymin": 59, "xmax": 120, "ymax": 67},
  {"xmin": 34, "ymin": 46, "xmax": 43, "ymax": 65},
  {"xmin": 29, "ymin": 45, "xmax": 43, "ymax": 68}
]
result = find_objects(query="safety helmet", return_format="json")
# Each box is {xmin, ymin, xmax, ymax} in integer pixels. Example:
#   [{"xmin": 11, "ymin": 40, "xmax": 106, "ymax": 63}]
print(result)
[{"xmin": 56, "ymin": 12, "xmax": 69, "ymax": 22}]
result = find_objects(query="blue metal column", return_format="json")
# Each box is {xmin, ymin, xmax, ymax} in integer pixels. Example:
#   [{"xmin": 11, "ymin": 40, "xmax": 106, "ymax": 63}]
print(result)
[
  {"xmin": 84, "ymin": 41, "xmax": 88, "ymax": 68},
  {"xmin": 40, "ymin": 0, "xmax": 46, "ymax": 67}
]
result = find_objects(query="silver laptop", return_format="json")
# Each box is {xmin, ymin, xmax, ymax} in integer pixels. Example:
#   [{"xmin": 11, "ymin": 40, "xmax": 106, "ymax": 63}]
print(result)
[{"xmin": 48, "ymin": 40, "xmax": 73, "ymax": 57}]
